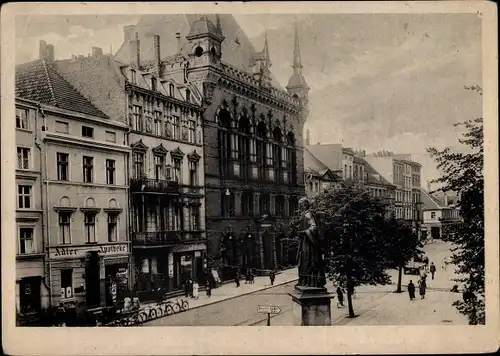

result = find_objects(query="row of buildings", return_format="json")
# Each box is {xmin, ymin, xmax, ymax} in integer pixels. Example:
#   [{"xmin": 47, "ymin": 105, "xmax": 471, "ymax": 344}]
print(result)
[
  {"xmin": 303, "ymin": 133, "xmax": 460, "ymax": 238},
  {"xmin": 14, "ymin": 15, "xmax": 309, "ymax": 321}
]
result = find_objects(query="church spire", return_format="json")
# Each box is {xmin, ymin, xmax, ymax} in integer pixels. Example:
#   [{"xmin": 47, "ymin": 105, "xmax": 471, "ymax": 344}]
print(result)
[
  {"xmin": 292, "ymin": 19, "xmax": 302, "ymax": 71},
  {"xmin": 216, "ymin": 14, "xmax": 223, "ymax": 36},
  {"xmin": 263, "ymin": 31, "xmax": 272, "ymax": 66}
]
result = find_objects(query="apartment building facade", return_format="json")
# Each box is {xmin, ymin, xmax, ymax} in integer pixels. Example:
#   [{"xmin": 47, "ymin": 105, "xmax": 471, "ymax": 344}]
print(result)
[{"xmin": 15, "ymin": 56, "xmax": 131, "ymax": 316}]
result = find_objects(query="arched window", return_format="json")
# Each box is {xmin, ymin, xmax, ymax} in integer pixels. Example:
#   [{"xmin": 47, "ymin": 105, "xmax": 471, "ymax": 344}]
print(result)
[
  {"xmin": 238, "ymin": 116, "xmax": 251, "ymax": 180},
  {"xmin": 256, "ymin": 122, "xmax": 267, "ymax": 181},
  {"xmin": 217, "ymin": 109, "xmax": 232, "ymax": 177},
  {"xmin": 272, "ymin": 127, "xmax": 283, "ymax": 183},
  {"xmin": 287, "ymin": 132, "xmax": 297, "ymax": 184}
]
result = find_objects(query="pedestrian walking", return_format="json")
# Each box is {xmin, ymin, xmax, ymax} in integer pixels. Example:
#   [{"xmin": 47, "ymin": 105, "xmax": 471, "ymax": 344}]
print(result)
[
  {"xmin": 408, "ymin": 280, "xmax": 416, "ymax": 300},
  {"xmin": 269, "ymin": 270, "xmax": 276, "ymax": 286},
  {"xmin": 56, "ymin": 303, "xmax": 67, "ymax": 326},
  {"xmin": 183, "ymin": 279, "xmax": 189, "ymax": 297},
  {"xmin": 336, "ymin": 286, "xmax": 344, "ymax": 307},
  {"xmin": 235, "ymin": 272, "xmax": 240, "ymax": 287},
  {"xmin": 192, "ymin": 280, "xmax": 199, "ymax": 299},
  {"xmin": 419, "ymin": 278, "xmax": 426, "ymax": 299},
  {"xmin": 206, "ymin": 280, "xmax": 212, "ymax": 297},
  {"xmin": 430, "ymin": 262, "xmax": 436, "ymax": 280},
  {"xmin": 250, "ymin": 269, "xmax": 255, "ymax": 284},
  {"xmin": 245, "ymin": 268, "xmax": 250, "ymax": 284}
]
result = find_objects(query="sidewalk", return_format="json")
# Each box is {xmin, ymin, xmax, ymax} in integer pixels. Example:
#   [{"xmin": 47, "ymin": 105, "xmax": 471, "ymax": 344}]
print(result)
[{"xmin": 141, "ymin": 268, "xmax": 299, "ymax": 312}]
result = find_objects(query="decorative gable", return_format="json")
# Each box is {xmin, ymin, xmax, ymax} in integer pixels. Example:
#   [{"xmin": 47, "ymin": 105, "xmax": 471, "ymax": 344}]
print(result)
[
  {"xmin": 152, "ymin": 143, "xmax": 168, "ymax": 156},
  {"xmin": 187, "ymin": 149, "xmax": 201, "ymax": 162},
  {"xmin": 130, "ymin": 139, "xmax": 148, "ymax": 152},
  {"xmin": 170, "ymin": 146, "xmax": 185, "ymax": 159}
]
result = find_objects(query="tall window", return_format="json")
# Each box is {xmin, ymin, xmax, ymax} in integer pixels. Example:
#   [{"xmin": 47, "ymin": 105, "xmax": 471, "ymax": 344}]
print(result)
[
  {"xmin": 190, "ymin": 205, "xmax": 200, "ymax": 230},
  {"xmin": 19, "ymin": 227, "xmax": 34, "ymax": 254},
  {"xmin": 231, "ymin": 132, "xmax": 240, "ymax": 177},
  {"xmin": 238, "ymin": 117, "xmax": 250, "ymax": 180},
  {"xmin": 17, "ymin": 185, "xmax": 32, "ymax": 209},
  {"xmin": 256, "ymin": 122, "xmax": 267, "ymax": 181},
  {"xmin": 185, "ymin": 89, "xmax": 191, "ymax": 103},
  {"xmin": 17, "ymin": 147, "xmax": 30, "ymax": 170},
  {"xmin": 172, "ymin": 116, "xmax": 180, "ymax": 139},
  {"xmin": 107, "ymin": 214, "xmax": 118, "ymax": 242},
  {"xmin": 287, "ymin": 132, "xmax": 297, "ymax": 184},
  {"xmin": 57, "ymin": 153, "xmax": 69, "ymax": 180},
  {"xmin": 289, "ymin": 196, "xmax": 298, "ymax": 216},
  {"xmin": 217, "ymin": 110, "xmax": 232, "ymax": 177},
  {"xmin": 154, "ymin": 155, "xmax": 165, "ymax": 180},
  {"xmin": 275, "ymin": 195, "xmax": 285, "ymax": 216},
  {"xmin": 84, "ymin": 212, "xmax": 96, "ymax": 243},
  {"xmin": 133, "ymin": 152, "xmax": 144, "ymax": 179},
  {"xmin": 133, "ymin": 105, "xmax": 142, "ymax": 131},
  {"xmin": 189, "ymin": 160, "xmax": 198, "ymax": 186},
  {"xmin": 154, "ymin": 111, "xmax": 162, "ymax": 136},
  {"xmin": 83, "ymin": 156, "xmax": 93, "ymax": 183},
  {"xmin": 169, "ymin": 83, "xmax": 175, "ymax": 97},
  {"xmin": 221, "ymin": 191, "xmax": 235, "ymax": 217},
  {"xmin": 151, "ymin": 77, "xmax": 157, "ymax": 91},
  {"xmin": 58, "ymin": 212, "xmax": 71, "ymax": 244},
  {"xmin": 241, "ymin": 191, "xmax": 254, "ymax": 216},
  {"xmin": 61, "ymin": 269, "xmax": 73, "ymax": 300},
  {"xmin": 173, "ymin": 158, "xmax": 182, "ymax": 183},
  {"xmin": 106, "ymin": 159, "xmax": 115, "ymax": 184},
  {"xmin": 188, "ymin": 120, "xmax": 196, "ymax": 143},
  {"xmin": 130, "ymin": 69, "xmax": 136, "ymax": 84},
  {"xmin": 16, "ymin": 108, "xmax": 29, "ymax": 129},
  {"xmin": 259, "ymin": 194, "xmax": 270, "ymax": 215}
]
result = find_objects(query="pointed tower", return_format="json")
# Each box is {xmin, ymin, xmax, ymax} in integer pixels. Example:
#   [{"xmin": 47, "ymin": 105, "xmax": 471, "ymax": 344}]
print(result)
[{"xmin": 286, "ymin": 20, "xmax": 309, "ymax": 112}]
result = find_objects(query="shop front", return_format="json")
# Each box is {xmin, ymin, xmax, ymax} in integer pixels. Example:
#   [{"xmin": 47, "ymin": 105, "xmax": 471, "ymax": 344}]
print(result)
[
  {"xmin": 171, "ymin": 243, "xmax": 206, "ymax": 290},
  {"xmin": 48, "ymin": 242, "xmax": 130, "ymax": 314}
]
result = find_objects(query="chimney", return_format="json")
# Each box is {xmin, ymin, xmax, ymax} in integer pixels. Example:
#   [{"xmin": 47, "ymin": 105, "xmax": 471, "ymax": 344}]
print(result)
[
  {"xmin": 175, "ymin": 32, "xmax": 181, "ymax": 54},
  {"xmin": 123, "ymin": 25, "xmax": 135, "ymax": 42},
  {"xmin": 305, "ymin": 129, "xmax": 310, "ymax": 145},
  {"xmin": 153, "ymin": 34, "xmax": 161, "ymax": 75},
  {"xmin": 92, "ymin": 46, "xmax": 103, "ymax": 57},
  {"xmin": 130, "ymin": 33, "xmax": 141, "ymax": 68}
]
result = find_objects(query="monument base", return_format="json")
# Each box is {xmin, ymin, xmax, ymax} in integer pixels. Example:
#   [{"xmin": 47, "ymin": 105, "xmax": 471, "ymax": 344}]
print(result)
[{"xmin": 289, "ymin": 286, "xmax": 335, "ymax": 326}]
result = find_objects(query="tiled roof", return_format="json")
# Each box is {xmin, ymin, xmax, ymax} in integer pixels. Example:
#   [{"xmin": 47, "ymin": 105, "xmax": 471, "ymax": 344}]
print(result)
[
  {"xmin": 304, "ymin": 146, "xmax": 329, "ymax": 173},
  {"xmin": 115, "ymin": 14, "xmax": 283, "ymax": 89},
  {"xmin": 306, "ymin": 144, "xmax": 343, "ymax": 172},
  {"xmin": 15, "ymin": 60, "xmax": 108, "ymax": 119},
  {"xmin": 362, "ymin": 158, "xmax": 394, "ymax": 186},
  {"xmin": 421, "ymin": 189, "xmax": 445, "ymax": 210}
]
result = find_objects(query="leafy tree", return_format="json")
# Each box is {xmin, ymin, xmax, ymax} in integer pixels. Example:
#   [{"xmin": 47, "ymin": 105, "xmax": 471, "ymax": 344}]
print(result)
[
  {"xmin": 385, "ymin": 218, "xmax": 424, "ymax": 293},
  {"xmin": 427, "ymin": 85, "xmax": 484, "ymax": 324},
  {"xmin": 310, "ymin": 181, "xmax": 394, "ymax": 317}
]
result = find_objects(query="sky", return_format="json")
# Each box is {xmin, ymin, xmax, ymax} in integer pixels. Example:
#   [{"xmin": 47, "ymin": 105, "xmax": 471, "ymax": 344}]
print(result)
[{"xmin": 15, "ymin": 13, "xmax": 482, "ymax": 184}]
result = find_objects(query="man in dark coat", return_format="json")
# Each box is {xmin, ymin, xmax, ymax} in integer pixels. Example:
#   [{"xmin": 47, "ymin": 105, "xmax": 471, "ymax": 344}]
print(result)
[
  {"xmin": 430, "ymin": 262, "xmax": 436, "ymax": 280},
  {"xmin": 269, "ymin": 270, "xmax": 276, "ymax": 286},
  {"xmin": 408, "ymin": 280, "xmax": 416, "ymax": 300}
]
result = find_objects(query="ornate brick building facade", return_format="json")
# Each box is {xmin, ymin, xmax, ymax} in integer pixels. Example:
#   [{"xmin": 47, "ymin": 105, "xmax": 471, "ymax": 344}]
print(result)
[{"xmin": 115, "ymin": 15, "xmax": 309, "ymax": 280}]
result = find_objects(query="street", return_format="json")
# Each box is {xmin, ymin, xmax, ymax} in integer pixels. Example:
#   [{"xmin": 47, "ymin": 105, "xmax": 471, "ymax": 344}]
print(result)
[{"xmin": 144, "ymin": 240, "xmax": 467, "ymax": 326}]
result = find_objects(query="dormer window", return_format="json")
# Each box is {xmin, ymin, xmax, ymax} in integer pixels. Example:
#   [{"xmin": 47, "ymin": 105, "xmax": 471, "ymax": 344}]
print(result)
[
  {"xmin": 186, "ymin": 89, "xmax": 191, "ymax": 103},
  {"xmin": 131, "ymin": 69, "xmax": 136, "ymax": 84},
  {"xmin": 169, "ymin": 83, "xmax": 175, "ymax": 97},
  {"xmin": 151, "ymin": 77, "xmax": 157, "ymax": 91}
]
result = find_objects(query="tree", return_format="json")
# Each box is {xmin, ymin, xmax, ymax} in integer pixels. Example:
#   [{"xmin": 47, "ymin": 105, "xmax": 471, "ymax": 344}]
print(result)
[
  {"xmin": 385, "ymin": 218, "xmax": 424, "ymax": 293},
  {"xmin": 310, "ymin": 181, "xmax": 394, "ymax": 317},
  {"xmin": 427, "ymin": 85, "xmax": 484, "ymax": 324}
]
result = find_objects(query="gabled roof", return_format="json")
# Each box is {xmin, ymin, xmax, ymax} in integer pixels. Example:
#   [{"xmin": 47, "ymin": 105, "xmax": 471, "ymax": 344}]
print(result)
[
  {"xmin": 421, "ymin": 189, "xmax": 445, "ymax": 210},
  {"xmin": 362, "ymin": 158, "xmax": 394, "ymax": 187},
  {"xmin": 304, "ymin": 146, "xmax": 329, "ymax": 172},
  {"xmin": 114, "ymin": 14, "xmax": 283, "ymax": 89},
  {"xmin": 15, "ymin": 59, "xmax": 108, "ymax": 119}
]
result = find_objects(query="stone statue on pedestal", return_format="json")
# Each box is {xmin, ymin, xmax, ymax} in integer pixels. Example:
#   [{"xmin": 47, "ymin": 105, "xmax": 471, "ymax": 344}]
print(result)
[{"xmin": 291, "ymin": 197, "xmax": 326, "ymax": 289}]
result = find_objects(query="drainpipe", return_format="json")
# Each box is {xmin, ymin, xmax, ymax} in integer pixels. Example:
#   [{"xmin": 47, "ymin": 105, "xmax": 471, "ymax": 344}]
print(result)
[{"xmin": 36, "ymin": 103, "xmax": 53, "ymax": 306}]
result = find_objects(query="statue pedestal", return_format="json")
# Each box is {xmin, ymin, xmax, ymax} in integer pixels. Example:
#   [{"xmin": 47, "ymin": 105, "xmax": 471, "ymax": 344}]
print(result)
[{"xmin": 289, "ymin": 286, "xmax": 335, "ymax": 326}]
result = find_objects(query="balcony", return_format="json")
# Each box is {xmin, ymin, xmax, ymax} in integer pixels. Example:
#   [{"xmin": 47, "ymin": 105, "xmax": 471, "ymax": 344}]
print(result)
[
  {"xmin": 130, "ymin": 178, "xmax": 180, "ymax": 194},
  {"xmin": 132, "ymin": 230, "xmax": 205, "ymax": 246}
]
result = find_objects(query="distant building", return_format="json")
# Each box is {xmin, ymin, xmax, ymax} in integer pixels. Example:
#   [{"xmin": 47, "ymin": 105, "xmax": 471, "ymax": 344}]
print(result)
[
  {"xmin": 421, "ymin": 189, "xmax": 460, "ymax": 240},
  {"xmin": 303, "ymin": 147, "xmax": 341, "ymax": 197}
]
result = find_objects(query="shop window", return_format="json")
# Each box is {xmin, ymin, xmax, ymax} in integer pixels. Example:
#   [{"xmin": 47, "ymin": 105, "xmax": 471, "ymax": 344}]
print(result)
[
  {"xmin": 106, "ymin": 159, "xmax": 115, "ymax": 185},
  {"xmin": 19, "ymin": 227, "xmax": 34, "ymax": 254},
  {"xmin": 83, "ymin": 156, "xmax": 94, "ymax": 183},
  {"xmin": 17, "ymin": 147, "xmax": 31, "ymax": 170},
  {"xmin": 84, "ymin": 212, "xmax": 96, "ymax": 243},
  {"xmin": 16, "ymin": 108, "xmax": 29, "ymax": 130},
  {"xmin": 107, "ymin": 214, "xmax": 118, "ymax": 242},
  {"xmin": 59, "ymin": 212, "xmax": 71, "ymax": 244},
  {"xmin": 17, "ymin": 185, "xmax": 32, "ymax": 209},
  {"xmin": 57, "ymin": 153, "xmax": 69, "ymax": 181},
  {"xmin": 61, "ymin": 269, "xmax": 73, "ymax": 300}
]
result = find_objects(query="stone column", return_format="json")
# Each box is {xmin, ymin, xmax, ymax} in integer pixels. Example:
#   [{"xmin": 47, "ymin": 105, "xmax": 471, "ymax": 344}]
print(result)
[{"xmin": 289, "ymin": 286, "xmax": 335, "ymax": 326}]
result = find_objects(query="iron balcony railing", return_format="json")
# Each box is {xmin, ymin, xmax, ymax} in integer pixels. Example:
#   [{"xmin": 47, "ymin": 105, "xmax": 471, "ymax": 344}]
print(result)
[
  {"xmin": 132, "ymin": 230, "xmax": 205, "ymax": 246},
  {"xmin": 130, "ymin": 178, "xmax": 180, "ymax": 194}
]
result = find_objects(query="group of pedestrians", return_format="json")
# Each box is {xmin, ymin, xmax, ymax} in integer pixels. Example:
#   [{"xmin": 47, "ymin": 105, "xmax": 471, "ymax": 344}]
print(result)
[
  {"xmin": 407, "ymin": 260, "xmax": 437, "ymax": 301},
  {"xmin": 183, "ymin": 279, "xmax": 200, "ymax": 299}
]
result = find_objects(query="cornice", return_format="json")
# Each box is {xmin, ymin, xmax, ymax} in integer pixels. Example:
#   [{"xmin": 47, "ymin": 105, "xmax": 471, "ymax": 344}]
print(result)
[{"xmin": 43, "ymin": 133, "xmax": 131, "ymax": 153}]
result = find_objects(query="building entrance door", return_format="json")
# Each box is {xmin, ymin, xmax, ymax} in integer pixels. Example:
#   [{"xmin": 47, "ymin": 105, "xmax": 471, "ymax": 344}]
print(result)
[
  {"xmin": 19, "ymin": 276, "xmax": 41, "ymax": 313},
  {"xmin": 431, "ymin": 227, "xmax": 441, "ymax": 240},
  {"xmin": 86, "ymin": 252, "xmax": 101, "ymax": 308}
]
